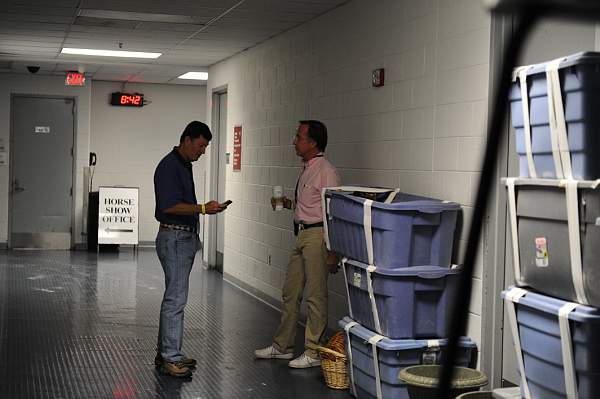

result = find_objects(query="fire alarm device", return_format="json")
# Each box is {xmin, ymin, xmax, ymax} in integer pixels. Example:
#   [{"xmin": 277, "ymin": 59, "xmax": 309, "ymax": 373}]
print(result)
[
  {"xmin": 110, "ymin": 92, "xmax": 144, "ymax": 107},
  {"xmin": 372, "ymin": 68, "xmax": 385, "ymax": 87}
]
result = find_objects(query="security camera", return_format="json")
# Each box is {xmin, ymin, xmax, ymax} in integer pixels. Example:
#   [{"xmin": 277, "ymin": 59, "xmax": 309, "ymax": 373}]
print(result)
[{"xmin": 26, "ymin": 66, "xmax": 40, "ymax": 74}]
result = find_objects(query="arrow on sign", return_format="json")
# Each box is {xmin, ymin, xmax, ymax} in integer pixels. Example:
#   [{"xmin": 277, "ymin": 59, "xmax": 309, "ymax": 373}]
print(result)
[{"xmin": 105, "ymin": 228, "xmax": 134, "ymax": 233}]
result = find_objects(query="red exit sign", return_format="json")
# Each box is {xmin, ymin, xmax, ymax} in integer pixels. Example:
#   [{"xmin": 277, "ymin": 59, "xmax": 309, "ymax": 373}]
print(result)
[{"xmin": 65, "ymin": 71, "xmax": 85, "ymax": 86}]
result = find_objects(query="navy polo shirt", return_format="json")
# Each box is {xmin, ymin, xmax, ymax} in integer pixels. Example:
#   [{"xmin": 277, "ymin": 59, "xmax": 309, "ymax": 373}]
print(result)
[{"xmin": 154, "ymin": 147, "xmax": 199, "ymax": 228}]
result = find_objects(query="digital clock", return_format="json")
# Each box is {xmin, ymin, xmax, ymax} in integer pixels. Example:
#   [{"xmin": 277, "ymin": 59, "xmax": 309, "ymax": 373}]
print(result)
[{"xmin": 110, "ymin": 92, "xmax": 144, "ymax": 107}]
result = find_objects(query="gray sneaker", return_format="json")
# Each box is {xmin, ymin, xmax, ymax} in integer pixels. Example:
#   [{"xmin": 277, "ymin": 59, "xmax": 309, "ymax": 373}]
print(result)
[
  {"xmin": 288, "ymin": 351, "xmax": 321, "ymax": 368},
  {"xmin": 254, "ymin": 345, "xmax": 294, "ymax": 359}
]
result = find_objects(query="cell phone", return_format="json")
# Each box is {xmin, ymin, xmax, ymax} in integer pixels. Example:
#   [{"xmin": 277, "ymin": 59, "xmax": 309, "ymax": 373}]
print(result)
[{"xmin": 221, "ymin": 200, "xmax": 233, "ymax": 207}]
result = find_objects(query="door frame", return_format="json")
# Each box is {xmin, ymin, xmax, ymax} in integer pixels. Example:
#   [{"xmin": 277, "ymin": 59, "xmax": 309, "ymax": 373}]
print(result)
[
  {"xmin": 481, "ymin": 14, "xmax": 517, "ymax": 387},
  {"xmin": 207, "ymin": 85, "xmax": 228, "ymax": 269},
  {"xmin": 8, "ymin": 94, "xmax": 77, "ymax": 249}
]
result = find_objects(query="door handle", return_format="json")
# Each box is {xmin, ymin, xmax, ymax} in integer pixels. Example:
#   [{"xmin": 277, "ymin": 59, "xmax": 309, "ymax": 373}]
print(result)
[{"xmin": 12, "ymin": 179, "xmax": 25, "ymax": 193}]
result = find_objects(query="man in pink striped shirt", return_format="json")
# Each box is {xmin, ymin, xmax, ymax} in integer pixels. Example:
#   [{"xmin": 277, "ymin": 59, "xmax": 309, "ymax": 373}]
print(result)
[{"xmin": 255, "ymin": 120, "xmax": 341, "ymax": 368}]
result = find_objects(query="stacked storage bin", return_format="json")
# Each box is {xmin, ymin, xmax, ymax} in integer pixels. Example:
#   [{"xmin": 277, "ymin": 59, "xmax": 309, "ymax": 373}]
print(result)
[
  {"xmin": 322, "ymin": 186, "xmax": 478, "ymax": 398},
  {"xmin": 503, "ymin": 52, "xmax": 600, "ymax": 399}
]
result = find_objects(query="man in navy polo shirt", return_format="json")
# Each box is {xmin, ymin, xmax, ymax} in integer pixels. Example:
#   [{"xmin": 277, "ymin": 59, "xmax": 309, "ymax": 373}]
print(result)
[{"xmin": 153, "ymin": 121, "xmax": 227, "ymax": 377}]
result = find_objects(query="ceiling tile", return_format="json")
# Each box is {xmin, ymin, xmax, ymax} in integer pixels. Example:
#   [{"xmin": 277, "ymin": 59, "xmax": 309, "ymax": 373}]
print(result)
[{"xmin": 0, "ymin": 0, "xmax": 349, "ymax": 84}]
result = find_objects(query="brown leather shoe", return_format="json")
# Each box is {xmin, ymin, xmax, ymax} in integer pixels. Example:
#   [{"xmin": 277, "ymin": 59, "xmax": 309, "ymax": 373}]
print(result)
[
  {"xmin": 155, "ymin": 354, "xmax": 197, "ymax": 369},
  {"xmin": 159, "ymin": 361, "xmax": 192, "ymax": 378}
]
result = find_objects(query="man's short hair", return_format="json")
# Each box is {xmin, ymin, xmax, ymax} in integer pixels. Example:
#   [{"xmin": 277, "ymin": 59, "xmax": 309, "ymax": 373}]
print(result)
[
  {"xmin": 180, "ymin": 121, "xmax": 212, "ymax": 143},
  {"xmin": 300, "ymin": 120, "xmax": 327, "ymax": 152}
]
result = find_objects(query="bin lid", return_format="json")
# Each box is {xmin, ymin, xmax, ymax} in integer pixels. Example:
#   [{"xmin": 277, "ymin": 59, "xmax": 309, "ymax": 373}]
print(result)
[
  {"xmin": 344, "ymin": 259, "xmax": 462, "ymax": 278},
  {"xmin": 338, "ymin": 317, "xmax": 476, "ymax": 351},
  {"xmin": 518, "ymin": 51, "xmax": 600, "ymax": 76},
  {"xmin": 502, "ymin": 287, "xmax": 600, "ymax": 323},
  {"xmin": 327, "ymin": 189, "xmax": 461, "ymax": 213}
]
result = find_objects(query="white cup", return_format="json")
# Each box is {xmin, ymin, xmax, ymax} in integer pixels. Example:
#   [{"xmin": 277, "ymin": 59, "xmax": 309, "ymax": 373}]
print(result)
[{"xmin": 273, "ymin": 185, "xmax": 283, "ymax": 211}]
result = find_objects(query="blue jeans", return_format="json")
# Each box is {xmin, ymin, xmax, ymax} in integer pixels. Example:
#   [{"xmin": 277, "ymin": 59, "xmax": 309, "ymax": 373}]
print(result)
[{"xmin": 156, "ymin": 229, "xmax": 199, "ymax": 362}]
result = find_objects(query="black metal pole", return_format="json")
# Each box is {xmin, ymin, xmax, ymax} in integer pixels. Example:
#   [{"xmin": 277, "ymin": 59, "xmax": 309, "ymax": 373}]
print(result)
[{"xmin": 435, "ymin": 11, "xmax": 537, "ymax": 399}]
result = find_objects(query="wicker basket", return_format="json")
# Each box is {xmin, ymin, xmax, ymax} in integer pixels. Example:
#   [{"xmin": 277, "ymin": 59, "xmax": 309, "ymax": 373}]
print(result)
[
  {"xmin": 323, "ymin": 331, "xmax": 345, "ymax": 358},
  {"xmin": 317, "ymin": 346, "xmax": 349, "ymax": 390}
]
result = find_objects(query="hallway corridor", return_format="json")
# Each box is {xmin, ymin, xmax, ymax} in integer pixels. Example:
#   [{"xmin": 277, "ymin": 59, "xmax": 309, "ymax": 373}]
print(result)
[{"xmin": 0, "ymin": 250, "xmax": 350, "ymax": 399}]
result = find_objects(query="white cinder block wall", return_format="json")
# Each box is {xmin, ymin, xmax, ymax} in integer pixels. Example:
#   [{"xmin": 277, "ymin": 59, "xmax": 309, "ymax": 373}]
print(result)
[
  {"xmin": 90, "ymin": 81, "xmax": 207, "ymax": 243},
  {"xmin": 206, "ymin": 0, "xmax": 490, "ymax": 351}
]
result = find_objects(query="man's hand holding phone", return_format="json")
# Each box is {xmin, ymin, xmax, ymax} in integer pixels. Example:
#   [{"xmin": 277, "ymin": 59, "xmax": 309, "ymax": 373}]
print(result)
[{"xmin": 203, "ymin": 200, "xmax": 231, "ymax": 214}]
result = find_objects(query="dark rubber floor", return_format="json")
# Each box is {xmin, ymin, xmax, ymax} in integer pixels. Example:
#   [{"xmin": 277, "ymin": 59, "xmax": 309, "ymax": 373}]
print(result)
[{"xmin": 0, "ymin": 249, "xmax": 352, "ymax": 399}]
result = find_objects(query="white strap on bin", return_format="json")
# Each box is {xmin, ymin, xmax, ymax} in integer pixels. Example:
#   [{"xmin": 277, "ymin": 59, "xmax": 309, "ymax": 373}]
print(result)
[
  {"xmin": 562, "ymin": 180, "xmax": 588, "ymax": 304},
  {"xmin": 366, "ymin": 265, "xmax": 382, "ymax": 334},
  {"xmin": 341, "ymin": 257, "xmax": 354, "ymax": 319},
  {"xmin": 518, "ymin": 67, "xmax": 538, "ymax": 178},
  {"xmin": 512, "ymin": 65, "xmax": 530, "ymax": 82},
  {"xmin": 368, "ymin": 334, "xmax": 385, "ymax": 399},
  {"xmin": 506, "ymin": 178, "xmax": 524, "ymax": 285},
  {"xmin": 343, "ymin": 321, "xmax": 359, "ymax": 397},
  {"xmin": 384, "ymin": 188, "xmax": 399, "ymax": 204},
  {"xmin": 545, "ymin": 59, "xmax": 567, "ymax": 179},
  {"xmin": 505, "ymin": 287, "xmax": 532, "ymax": 399},
  {"xmin": 547, "ymin": 58, "xmax": 573, "ymax": 179},
  {"xmin": 558, "ymin": 302, "xmax": 580, "ymax": 399},
  {"xmin": 364, "ymin": 199, "xmax": 375, "ymax": 266}
]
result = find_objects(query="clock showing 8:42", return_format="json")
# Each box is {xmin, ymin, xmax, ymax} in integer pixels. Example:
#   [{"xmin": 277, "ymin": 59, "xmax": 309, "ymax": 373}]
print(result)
[{"xmin": 110, "ymin": 92, "xmax": 144, "ymax": 107}]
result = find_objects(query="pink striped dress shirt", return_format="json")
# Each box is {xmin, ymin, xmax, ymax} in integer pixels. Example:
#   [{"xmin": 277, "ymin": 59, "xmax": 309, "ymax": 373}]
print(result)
[{"xmin": 294, "ymin": 154, "xmax": 341, "ymax": 224}]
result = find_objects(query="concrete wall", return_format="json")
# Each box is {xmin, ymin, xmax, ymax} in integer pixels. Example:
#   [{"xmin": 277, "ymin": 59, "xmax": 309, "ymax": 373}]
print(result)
[{"xmin": 206, "ymin": 0, "xmax": 490, "ymax": 350}]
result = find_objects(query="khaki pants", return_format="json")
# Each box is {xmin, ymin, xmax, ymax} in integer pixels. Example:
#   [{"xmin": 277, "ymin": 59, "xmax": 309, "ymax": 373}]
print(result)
[{"xmin": 273, "ymin": 227, "xmax": 329, "ymax": 358}]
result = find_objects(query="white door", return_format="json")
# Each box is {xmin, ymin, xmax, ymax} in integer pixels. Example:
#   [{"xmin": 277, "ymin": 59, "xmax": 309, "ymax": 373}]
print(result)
[
  {"xmin": 215, "ymin": 92, "xmax": 227, "ymax": 273},
  {"xmin": 10, "ymin": 96, "xmax": 74, "ymax": 249}
]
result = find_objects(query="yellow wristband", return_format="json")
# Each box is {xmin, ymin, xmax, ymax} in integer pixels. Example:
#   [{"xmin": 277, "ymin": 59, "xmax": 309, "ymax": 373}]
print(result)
[{"xmin": 201, "ymin": 203, "xmax": 206, "ymax": 215}]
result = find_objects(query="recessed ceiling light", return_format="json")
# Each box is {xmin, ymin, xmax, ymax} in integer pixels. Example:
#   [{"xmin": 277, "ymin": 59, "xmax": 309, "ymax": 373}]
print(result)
[
  {"xmin": 178, "ymin": 72, "xmax": 209, "ymax": 80},
  {"xmin": 61, "ymin": 48, "xmax": 161, "ymax": 59}
]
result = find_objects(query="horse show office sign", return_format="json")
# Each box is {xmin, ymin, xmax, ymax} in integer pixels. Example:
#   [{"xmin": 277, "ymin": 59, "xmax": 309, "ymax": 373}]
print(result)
[{"xmin": 98, "ymin": 186, "xmax": 139, "ymax": 245}]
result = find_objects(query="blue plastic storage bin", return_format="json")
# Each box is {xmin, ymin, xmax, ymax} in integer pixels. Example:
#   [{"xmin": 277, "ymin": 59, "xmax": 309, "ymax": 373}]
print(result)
[
  {"xmin": 325, "ymin": 189, "xmax": 460, "ymax": 269},
  {"xmin": 502, "ymin": 288, "xmax": 600, "ymax": 399},
  {"xmin": 343, "ymin": 259, "xmax": 461, "ymax": 339},
  {"xmin": 339, "ymin": 317, "xmax": 477, "ymax": 399},
  {"xmin": 509, "ymin": 52, "xmax": 600, "ymax": 179}
]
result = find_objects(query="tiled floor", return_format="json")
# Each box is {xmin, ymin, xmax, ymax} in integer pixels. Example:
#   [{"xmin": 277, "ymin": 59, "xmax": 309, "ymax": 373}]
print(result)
[{"xmin": 0, "ymin": 249, "xmax": 352, "ymax": 399}]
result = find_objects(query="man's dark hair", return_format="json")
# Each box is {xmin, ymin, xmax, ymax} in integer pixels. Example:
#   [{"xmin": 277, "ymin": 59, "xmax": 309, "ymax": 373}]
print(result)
[
  {"xmin": 300, "ymin": 120, "xmax": 327, "ymax": 152},
  {"xmin": 180, "ymin": 121, "xmax": 212, "ymax": 143}
]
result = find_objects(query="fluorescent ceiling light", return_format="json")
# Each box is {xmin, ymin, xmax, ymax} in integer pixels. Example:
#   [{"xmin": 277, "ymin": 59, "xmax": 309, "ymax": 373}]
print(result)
[
  {"xmin": 61, "ymin": 48, "xmax": 161, "ymax": 59},
  {"xmin": 178, "ymin": 72, "xmax": 208, "ymax": 80},
  {"xmin": 79, "ymin": 9, "xmax": 204, "ymax": 24}
]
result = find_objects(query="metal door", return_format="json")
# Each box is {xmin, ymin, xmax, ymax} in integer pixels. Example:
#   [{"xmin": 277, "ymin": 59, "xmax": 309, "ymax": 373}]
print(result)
[{"xmin": 10, "ymin": 96, "xmax": 74, "ymax": 249}]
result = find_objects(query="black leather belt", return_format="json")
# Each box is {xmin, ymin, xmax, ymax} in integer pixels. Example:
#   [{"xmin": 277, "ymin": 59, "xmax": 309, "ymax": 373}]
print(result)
[
  {"xmin": 160, "ymin": 223, "xmax": 197, "ymax": 233},
  {"xmin": 294, "ymin": 221, "xmax": 323, "ymax": 236}
]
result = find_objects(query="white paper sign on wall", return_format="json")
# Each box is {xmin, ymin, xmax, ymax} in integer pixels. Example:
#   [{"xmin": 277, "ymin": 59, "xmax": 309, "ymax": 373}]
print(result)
[{"xmin": 98, "ymin": 186, "xmax": 139, "ymax": 245}]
